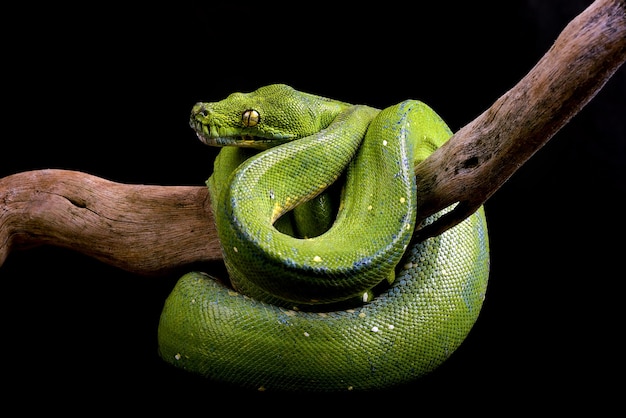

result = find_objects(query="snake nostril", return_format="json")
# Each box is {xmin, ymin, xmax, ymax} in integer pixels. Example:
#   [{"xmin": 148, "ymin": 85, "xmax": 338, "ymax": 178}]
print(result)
[{"xmin": 192, "ymin": 103, "xmax": 210, "ymax": 118}]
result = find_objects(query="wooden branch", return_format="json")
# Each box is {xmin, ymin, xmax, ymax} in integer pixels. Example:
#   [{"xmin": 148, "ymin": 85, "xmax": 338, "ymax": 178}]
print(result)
[
  {"xmin": 413, "ymin": 0, "xmax": 626, "ymax": 239},
  {"xmin": 0, "ymin": 170, "xmax": 221, "ymax": 276},
  {"xmin": 1, "ymin": 0, "xmax": 625, "ymax": 275}
]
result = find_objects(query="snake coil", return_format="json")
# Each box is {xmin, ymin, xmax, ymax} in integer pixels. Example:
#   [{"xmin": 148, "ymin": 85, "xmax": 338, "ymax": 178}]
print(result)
[{"xmin": 157, "ymin": 84, "xmax": 490, "ymax": 392}]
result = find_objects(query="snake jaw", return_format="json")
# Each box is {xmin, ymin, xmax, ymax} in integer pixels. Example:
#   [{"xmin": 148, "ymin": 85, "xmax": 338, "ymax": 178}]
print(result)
[
  {"xmin": 189, "ymin": 119, "xmax": 244, "ymax": 147},
  {"xmin": 191, "ymin": 119, "xmax": 291, "ymax": 149},
  {"xmin": 194, "ymin": 130, "xmax": 282, "ymax": 149}
]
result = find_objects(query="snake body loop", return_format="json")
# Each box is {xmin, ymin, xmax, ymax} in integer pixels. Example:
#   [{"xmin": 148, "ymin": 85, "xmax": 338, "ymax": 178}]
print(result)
[{"xmin": 157, "ymin": 84, "xmax": 490, "ymax": 392}]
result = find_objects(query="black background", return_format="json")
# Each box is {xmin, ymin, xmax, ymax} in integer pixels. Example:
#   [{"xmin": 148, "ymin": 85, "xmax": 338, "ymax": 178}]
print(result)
[{"xmin": 1, "ymin": 0, "xmax": 624, "ymax": 412}]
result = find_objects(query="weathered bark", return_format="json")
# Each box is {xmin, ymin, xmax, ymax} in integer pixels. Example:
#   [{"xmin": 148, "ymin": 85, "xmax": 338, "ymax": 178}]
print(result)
[
  {"xmin": 0, "ymin": 170, "xmax": 222, "ymax": 275},
  {"xmin": 413, "ymin": 0, "xmax": 626, "ymax": 239},
  {"xmin": 1, "ymin": 0, "xmax": 625, "ymax": 275}
]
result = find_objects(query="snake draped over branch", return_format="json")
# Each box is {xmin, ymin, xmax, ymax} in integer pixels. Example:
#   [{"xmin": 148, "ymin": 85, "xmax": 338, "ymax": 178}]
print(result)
[{"xmin": 157, "ymin": 84, "xmax": 490, "ymax": 392}]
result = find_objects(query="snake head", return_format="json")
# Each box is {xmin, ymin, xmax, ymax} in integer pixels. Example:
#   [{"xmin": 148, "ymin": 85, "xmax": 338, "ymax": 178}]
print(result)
[{"xmin": 189, "ymin": 84, "xmax": 346, "ymax": 149}]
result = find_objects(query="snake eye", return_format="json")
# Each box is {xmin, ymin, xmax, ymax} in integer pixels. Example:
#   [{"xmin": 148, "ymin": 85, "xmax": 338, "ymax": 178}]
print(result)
[{"xmin": 242, "ymin": 109, "xmax": 260, "ymax": 127}]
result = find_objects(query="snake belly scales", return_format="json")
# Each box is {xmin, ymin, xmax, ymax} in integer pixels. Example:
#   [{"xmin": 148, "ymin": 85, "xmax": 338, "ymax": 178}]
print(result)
[{"xmin": 157, "ymin": 84, "xmax": 490, "ymax": 392}]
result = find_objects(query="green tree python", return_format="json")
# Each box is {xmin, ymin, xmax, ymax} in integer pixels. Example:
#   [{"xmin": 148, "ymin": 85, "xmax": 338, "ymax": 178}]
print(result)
[{"xmin": 157, "ymin": 84, "xmax": 490, "ymax": 392}]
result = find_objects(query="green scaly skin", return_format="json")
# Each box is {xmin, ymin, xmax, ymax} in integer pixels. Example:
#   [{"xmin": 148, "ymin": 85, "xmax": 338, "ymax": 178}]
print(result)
[{"xmin": 157, "ymin": 84, "xmax": 490, "ymax": 392}]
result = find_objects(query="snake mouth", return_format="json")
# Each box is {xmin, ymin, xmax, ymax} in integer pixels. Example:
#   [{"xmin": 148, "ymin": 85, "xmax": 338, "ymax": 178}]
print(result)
[
  {"xmin": 191, "ymin": 119, "xmax": 289, "ymax": 149},
  {"xmin": 194, "ymin": 131, "xmax": 279, "ymax": 149}
]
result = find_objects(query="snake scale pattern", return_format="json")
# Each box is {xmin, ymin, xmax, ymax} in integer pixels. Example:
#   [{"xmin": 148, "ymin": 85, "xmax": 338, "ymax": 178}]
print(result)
[{"xmin": 157, "ymin": 84, "xmax": 490, "ymax": 392}]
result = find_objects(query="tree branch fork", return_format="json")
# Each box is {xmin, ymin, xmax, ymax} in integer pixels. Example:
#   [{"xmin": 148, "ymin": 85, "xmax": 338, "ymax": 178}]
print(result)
[{"xmin": 1, "ymin": 0, "xmax": 625, "ymax": 276}]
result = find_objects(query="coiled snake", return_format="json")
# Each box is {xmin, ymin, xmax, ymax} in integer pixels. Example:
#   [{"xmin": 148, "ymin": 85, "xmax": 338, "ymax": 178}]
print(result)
[{"xmin": 157, "ymin": 84, "xmax": 490, "ymax": 392}]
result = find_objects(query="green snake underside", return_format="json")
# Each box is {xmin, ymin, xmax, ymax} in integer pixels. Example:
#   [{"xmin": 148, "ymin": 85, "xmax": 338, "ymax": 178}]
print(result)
[{"xmin": 157, "ymin": 84, "xmax": 490, "ymax": 392}]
